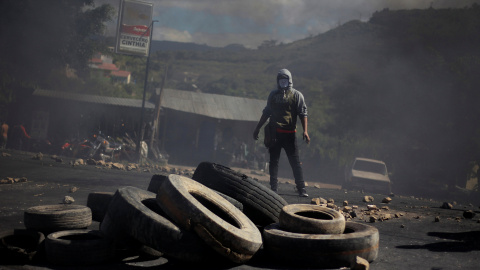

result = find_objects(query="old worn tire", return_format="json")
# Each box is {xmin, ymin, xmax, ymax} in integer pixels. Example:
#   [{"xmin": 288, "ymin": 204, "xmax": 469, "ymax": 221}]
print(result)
[
  {"xmin": 0, "ymin": 229, "xmax": 45, "ymax": 264},
  {"xmin": 156, "ymin": 174, "xmax": 263, "ymax": 264},
  {"xmin": 148, "ymin": 173, "xmax": 244, "ymax": 211},
  {"xmin": 263, "ymin": 222, "xmax": 379, "ymax": 268},
  {"xmin": 100, "ymin": 186, "xmax": 219, "ymax": 263},
  {"xmin": 192, "ymin": 162, "xmax": 287, "ymax": 227},
  {"xmin": 45, "ymin": 230, "xmax": 114, "ymax": 265},
  {"xmin": 87, "ymin": 192, "xmax": 114, "ymax": 222},
  {"xmin": 24, "ymin": 205, "xmax": 92, "ymax": 234},
  {"xmin": 279, "ymin": 204, "xmax": 346, "ymax": 234}
]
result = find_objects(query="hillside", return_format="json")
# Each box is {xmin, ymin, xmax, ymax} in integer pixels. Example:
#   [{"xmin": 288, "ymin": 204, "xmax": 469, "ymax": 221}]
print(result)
[{"xmin": 113, "ymin": 6, "xmax": 480, "ymax": 191}]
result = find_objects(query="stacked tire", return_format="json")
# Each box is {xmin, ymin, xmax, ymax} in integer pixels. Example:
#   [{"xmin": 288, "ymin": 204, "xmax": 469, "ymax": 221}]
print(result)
[
  {"xmin": 22, "ymin": 204, "xmax": 116, "ymax": 266},
  {"xmin": 100, "ymin": 174, "xmax": 263, "ymax": 265},
  {"xmin": 263, "ymin": 204, "xmax": 379, "ymax": 268}
]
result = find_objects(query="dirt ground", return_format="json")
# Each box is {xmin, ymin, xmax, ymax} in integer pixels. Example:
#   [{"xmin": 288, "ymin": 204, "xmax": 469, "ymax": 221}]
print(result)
[{"xmin": 1, "ymin": 149, "xmax": 479, "ymax": 269}]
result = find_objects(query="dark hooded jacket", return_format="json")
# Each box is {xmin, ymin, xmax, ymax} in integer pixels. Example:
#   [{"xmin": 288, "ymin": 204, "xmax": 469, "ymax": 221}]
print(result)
[{"xmin": 262, "ymin": 69, "xmax": 308, "ymax": 131}]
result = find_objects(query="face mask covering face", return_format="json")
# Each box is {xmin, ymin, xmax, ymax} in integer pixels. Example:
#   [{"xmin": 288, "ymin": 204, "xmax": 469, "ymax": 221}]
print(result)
[{"xmin": 279, "ymin": 78, "xmax": 289, "ymax": 89}]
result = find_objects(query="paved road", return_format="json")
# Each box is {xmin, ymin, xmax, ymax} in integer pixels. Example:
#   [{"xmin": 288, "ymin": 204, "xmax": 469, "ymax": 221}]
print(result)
[{"xmin": 1, "ymin": 150, "xmax": 479, "ymax": 269}]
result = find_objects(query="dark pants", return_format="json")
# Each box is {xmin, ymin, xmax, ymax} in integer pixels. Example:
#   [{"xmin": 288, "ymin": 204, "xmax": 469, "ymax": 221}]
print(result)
[{"xmin": 268, "ymin": 132, "xmax": 305, "ymax": 190}]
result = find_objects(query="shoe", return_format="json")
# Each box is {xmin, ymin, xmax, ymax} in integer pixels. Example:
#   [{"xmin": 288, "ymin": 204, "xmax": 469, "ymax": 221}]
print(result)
[{"xmin": 299, "ymin": 188, "xmax": 308, "ymax": 197}]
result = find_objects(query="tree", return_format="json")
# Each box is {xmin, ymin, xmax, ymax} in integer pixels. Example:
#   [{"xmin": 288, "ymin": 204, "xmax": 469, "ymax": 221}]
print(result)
[{"xmin": 0, "ymin": 0, "xmax": 114, "ymax": 83}]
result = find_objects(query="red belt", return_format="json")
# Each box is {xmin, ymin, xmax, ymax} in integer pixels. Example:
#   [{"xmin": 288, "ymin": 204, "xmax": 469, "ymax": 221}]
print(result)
[{"xmin": 276, "ymin": 128, "xmax": 296, "ymax": 133}]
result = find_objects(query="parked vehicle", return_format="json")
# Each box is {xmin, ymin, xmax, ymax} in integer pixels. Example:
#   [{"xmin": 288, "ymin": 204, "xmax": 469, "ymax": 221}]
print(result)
[
  {"xmin": 343, "ymin": 157, "xmax": 392, "ymax": 194},
  {"xmin": 60, "ymin": 138, "xmax": 92, "ymax": 158},
  {"xmin": 88, "ymin": 132, "xmax": 122, "ymax": 162}
]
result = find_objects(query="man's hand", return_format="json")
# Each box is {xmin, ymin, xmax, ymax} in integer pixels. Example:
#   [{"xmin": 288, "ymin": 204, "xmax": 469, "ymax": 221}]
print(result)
[
  {"xmin": 303, "ymin": 131, "xmax": 310, "ymax": 144},
  {"xmin": 253, "ymin": 128, "xmax": 260, "ymax": 140}
]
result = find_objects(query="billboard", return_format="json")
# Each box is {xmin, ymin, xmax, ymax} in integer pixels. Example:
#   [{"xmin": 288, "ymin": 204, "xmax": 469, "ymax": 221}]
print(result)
[{"xmin": 115, "ymin": 0, "xmax": 154, "ymax": 56}]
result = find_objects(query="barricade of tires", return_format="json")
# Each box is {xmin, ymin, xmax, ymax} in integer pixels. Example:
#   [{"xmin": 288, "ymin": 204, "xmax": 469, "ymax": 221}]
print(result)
[
  {"xmin": 3, "ymin": 162, "xmax": 286, "ymax": 267},
  {"xmin": 263, "ymin": 203, "xmax": 379, "ymax": 268}
]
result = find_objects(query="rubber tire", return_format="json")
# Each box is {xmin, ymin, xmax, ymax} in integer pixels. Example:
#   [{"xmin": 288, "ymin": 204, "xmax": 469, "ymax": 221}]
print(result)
[
  {"xmin": 263, "ymin": 222, "xmax": 379, "ymax": 268},
  {"xmin": 279, "ymin": 204, "xmax": 346, "ymax": 234},
  {"xmin": 192, "ymin": 162, "xmax": 287, "ymax": 227},
  {"xmin": 45, "ymin": 230, "xmax": 114, "ymax": 266},
  {"xmin": 24, "ymin": 205, "xmax": 92, "ymax": 234},
  {"xmin": 0, "ymin": 229, "xmax": 45, "ymax": 264},
  {"xmin": 148, "ymin": 172, "xmax": 244, "ymax": 212},
  {"xmin": 100, "ymin": 186, "xmax": 220, "ymax": 263},
  {"xmin": 87, "ymin": 192, "xmax": 114, "ymax": 222},
  {"xmin": 156, "ymin": 174, "xmax": 263, "ymax": 264}
]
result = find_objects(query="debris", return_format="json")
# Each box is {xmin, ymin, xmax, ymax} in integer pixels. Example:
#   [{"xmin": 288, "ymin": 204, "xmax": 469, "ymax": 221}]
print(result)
[
  {"xmin": 367, "ymin": 205, "xmax": 378, "ymax": 211},
  {"xmin": 50, "ymin": 155, "xmax": 63, "ymax": 163},
  {"xmin": 0, "ymin": 178, "xmax": 14, "ymax": 184},
  {"xmin": 463, "ymin": 210, "xmax": 476, "ymax": 219},
  {"xmin": 313, "ymin": 184, "xmax": 321, "ymax": 189},
  {"xmin": 382, "ymin": 197, "xmax": 392, "ymax": 203},
  {"xmin": 369, "ymin": 216, "xmax": 377, "ymax": 223},
  {"xmin": 434, "ymin": 216, "xmax": 440, "ymax": 222},
  {"xmin": 327, "ymin": 198, "xmax": 335, "ymax": 204},
  {"xmin": 86, "ymin": 158, "xmax": 97, "ymax": 165},
  {"xmin": 400, "ymin": 224, "xmax": 405, "ymax": 228},
  {"xmin": 441, "ymin": 202, "xmax": 453, "ymax": 209},
  {"xmin": 111, "ymin": 163, "xmax": 125, "ymax": 170},
  {"xmin": 74, "ymin": 159, "xmax": 84, "ymax": 166},
  {"xmin": 380, "ymin": 214, "xmax": 391, "ymax": 221},
  {"xmin": 63, "ymin": 196, "xmax": 75, "ymax": 204},
  {"xmin": 69, "ymin": 187, "xmax": 78, "ymax": 193},
  {"xmin": 363, "ymin": 196, "xmax": 374, "ymax": 202},
  {"xmin": 327, "ymin": 203, "xmax": 338, "ymax": 210},
  {"xmin": 351, "ymin": 255, "xmax": 370, "ymax": 270},
  {"xmin": 381, "ymin": 206, "xmax": 389, "ymax": 211},
  {"xmin": 311, "ymin": 198, "xmax": 321, "ymax": 205},
  {"xmin": 2, "ymin": 152, "xmax": 12, "ymax": 157},
  {"xmin": 32, "ymin": 152, "xmax": 43, "ymax": 160},
  {"xmin": 343, "ymin": 200, "xmax": 349, "ymax": 206}
]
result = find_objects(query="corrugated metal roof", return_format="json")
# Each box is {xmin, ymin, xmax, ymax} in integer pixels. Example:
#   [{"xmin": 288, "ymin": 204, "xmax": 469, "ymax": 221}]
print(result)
[
  {"xmin": 33, "ymin": 89, "xmax": 155, "ymax": 109},
  {"xmin": 32, "ymin": 88, "xmax": 266, "ymax": 122},
  {"xmin": 160, "ymin": 89, "xmax": 265, "ymax": 122}
]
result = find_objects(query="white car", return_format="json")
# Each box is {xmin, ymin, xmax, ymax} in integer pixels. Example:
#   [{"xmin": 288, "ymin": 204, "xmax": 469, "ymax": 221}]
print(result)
[{"xmin": 343, "ymin": 157, "xmax": 392, "ymax": 194}]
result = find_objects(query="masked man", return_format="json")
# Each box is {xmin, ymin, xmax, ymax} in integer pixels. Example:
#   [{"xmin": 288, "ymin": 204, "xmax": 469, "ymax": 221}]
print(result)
[{"xmin": 253, "ymin": 69, "xmax": 310, "ymax": 197}]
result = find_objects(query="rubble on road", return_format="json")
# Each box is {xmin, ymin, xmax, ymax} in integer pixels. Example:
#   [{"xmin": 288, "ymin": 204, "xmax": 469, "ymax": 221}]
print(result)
[
  {"xmin": 382, "ymin": 197, "xmax": 392, "ymax": 203},
  {"xmin": 32, "ymin": 152, "xmax": 43, "ymax": 160},
  {"xmin": 50, "ymin": 155, "xmax": 63, "ymax": 163},
  {"xmin": 351, "ymin": 255, "xmax": 370, "ymax": 270},
  {"xmin": 0, "ymin": 177, "xmax": 27, "ymax": 184},
  {"xmin": 441, "ymin": 202, "xmax": 453, "ymax": 209},
  {"xmin": 63, "ymin": 196, "xmax": 75, "ymax": 204},
  {"xmin": 363, "ymin": 196, "xmax": 374, "ymax": 202},
  {"xmin": 311, "ymin": 197, "xmax": 328, "ymax": 205}
]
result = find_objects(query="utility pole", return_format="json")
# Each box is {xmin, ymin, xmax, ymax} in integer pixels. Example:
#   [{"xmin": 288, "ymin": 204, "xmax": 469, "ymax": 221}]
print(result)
[
  {"xmin": 136, "ymin": 20, "xmax": 158, "ymax": 161},
  {"xmin": 150, "ymin": 64, "xmax": 168, "ymax": 150}
]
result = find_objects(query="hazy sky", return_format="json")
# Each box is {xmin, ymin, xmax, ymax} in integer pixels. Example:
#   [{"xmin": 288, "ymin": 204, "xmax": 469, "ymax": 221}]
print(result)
[{"xmin": 96, "ymin": 0, "xmax": 480, "ymax": 48}]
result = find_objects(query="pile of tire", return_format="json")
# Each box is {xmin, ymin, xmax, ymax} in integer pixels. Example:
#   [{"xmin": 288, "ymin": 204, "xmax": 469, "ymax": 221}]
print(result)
[
  {"xmin": 263, "ymin": 204, "xmax": 379, "ymax": 268},
  {"xmin": 1, "ymin": 162, "xmax": 288, "ymax": 267},
  {"xmin": 0, "ymin": 203, "xmax": 116, "ymax": 266}
]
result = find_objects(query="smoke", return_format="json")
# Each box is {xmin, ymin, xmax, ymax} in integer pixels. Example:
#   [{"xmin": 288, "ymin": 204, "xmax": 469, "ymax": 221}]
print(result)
[{"xmin": 95, "ymin": 0, "xmax": 480, "ymax": 48}]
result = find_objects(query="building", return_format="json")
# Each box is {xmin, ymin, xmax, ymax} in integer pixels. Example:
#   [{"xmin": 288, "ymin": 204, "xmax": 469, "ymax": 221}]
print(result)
[
  {"xmin": 89, "ymin": 53, "xmax": 131, "ymax": 84},
  {"xmin": 8, "ymin": 88, "xmax": 266, "ymax": 168}
]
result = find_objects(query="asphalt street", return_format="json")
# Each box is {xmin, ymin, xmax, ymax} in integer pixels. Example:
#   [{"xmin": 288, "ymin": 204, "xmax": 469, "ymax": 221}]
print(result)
[{"xmin": 0, "ymin": 150, "xmax": 479, "ymax": 269}]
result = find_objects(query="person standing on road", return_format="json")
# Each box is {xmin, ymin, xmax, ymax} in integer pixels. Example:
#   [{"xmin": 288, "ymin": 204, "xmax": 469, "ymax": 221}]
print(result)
[
  {"xmin": 1, "ymin": 120, "xmax": 8, "ymax": 149},
  {"xmin": 253, "ymin": 69, "xmax": 310, "ymax": 197},
  {"xmin": 12, "ymin": 123, "xmax": 31, "ymax": 151}
]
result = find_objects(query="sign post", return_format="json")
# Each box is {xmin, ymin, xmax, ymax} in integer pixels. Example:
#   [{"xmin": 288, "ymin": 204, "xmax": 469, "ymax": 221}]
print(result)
[{"xmin": 115, "ymin": 0, "xmax": 155, "ymax": 161}]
